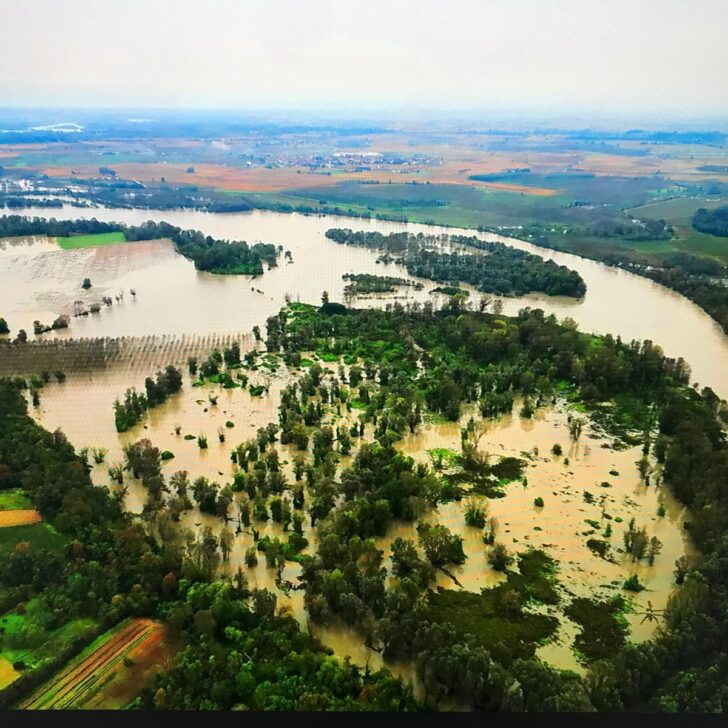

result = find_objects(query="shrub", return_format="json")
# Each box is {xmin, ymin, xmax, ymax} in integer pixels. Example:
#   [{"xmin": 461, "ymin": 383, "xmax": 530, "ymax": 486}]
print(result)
[
  {"xmin": 488, "ymin": 543, "xmax": 514, "ymax": 572},
  {"xmin": 464, "ymin": 499, "xmax": 487, "ymax": 528},
  {"xmin": 623, "ymin": 574, "xmax": 645, "ymax": 592}
]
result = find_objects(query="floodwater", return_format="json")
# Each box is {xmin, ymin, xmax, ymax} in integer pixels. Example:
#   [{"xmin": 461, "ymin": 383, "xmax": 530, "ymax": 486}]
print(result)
[
  {"xmin": 30, "ymin": 355, "xmax": 692, "ymax": 676},
  {"xmin": 1, "ymin": 205, "xmax": 727, "ymax": 400},
  {"xmin": 0, "ymin": 204, "xmax": 715, "ymax": 682}
]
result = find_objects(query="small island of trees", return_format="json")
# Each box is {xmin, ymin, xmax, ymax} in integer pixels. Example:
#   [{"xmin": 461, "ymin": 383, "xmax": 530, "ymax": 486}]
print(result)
[{"xmin": 326, "ymin": 228, "xmax": 587, "ymax": 298}]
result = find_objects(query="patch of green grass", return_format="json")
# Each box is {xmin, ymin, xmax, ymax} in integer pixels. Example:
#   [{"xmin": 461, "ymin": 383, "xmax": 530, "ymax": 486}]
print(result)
[
  {"xmin": 629, "ymin": 196, "xmax": 728, "ymax": 263},
  {"xmin": 55, "ymin": 231, "xmax": 126, "ymax": 249},
  {"xmin": 0, "ymin": 489, "xmax": 33, "ymax": 511},
  {"xmin": 423, "ymin": 412, "xmax": 451, "ymax": 425},
  {"xmin": 426, "ymin": 447, "xmax": 460, "ymax": 465},
  {"xmin": 316, "ymin": 351, "xmax": 340, "ymax": 363},
  {"xmin": 564, "ymin": 596, "xmax": 628, "ymax": 661},
  {"xmin": 587, "ymin": 393, "xmax": 653, "ymax": 447},
  {"xmin": 0, "ymin": 523, "xmax": 68, "ymax": 552}
]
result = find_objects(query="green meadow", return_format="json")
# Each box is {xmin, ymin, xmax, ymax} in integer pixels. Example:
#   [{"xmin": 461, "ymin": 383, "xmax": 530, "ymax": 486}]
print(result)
[{"xmin": 55, "ymin": 231, "xmax": 126, "ymax": 249}]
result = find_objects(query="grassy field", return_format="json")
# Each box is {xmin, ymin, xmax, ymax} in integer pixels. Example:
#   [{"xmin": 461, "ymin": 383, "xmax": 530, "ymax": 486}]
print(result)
[
  {"xmin": 55, "ymin": 231, "xmax": 126, "ymax": 249},
  {"xmin": 19, "ymin": 618, "xmax": 171, "ymax": 709},
  {"xmin": 0, "ymin": 523, "xmax": 67, "ymax": 551},
  {"xmin": 628, "ymin": 195, "xmax": 728, "ymax": 263},
  {"xmin": 246, "ymin": 178, "xmax": 728, "ymax": 265},
  {"xmin": 247, "ymin": 174, "xmax": 679, "ymax": 231},
  {"xmin": 0, "ymin": 490, "xmax": 33, "ymax": 511}
]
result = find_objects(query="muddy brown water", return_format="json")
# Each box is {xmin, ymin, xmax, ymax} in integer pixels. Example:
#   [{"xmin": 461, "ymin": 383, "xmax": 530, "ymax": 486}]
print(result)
[
  {"xmin": 1, "ymin": 206, "xmax": 727, "ymax": 401},
  {"xmin": 30, "ymin": 356, "xmax": 692, "ymax": 677},
  {"xmin": 0, "ymin": 205, "xmax": 713, "ymax": 682}
]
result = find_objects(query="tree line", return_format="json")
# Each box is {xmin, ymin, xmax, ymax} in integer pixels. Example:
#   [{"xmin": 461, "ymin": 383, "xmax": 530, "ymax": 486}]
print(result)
[
  {"xmin": 0, "ymin": 215, "xmax": 280, "ymax": 276},
  {"xmin": 113, "ymin": 364, "xmax": 183, "ymax": 432},
  {"xmin": 325, "ymin": 228, "xmax": 587, "ymax": 298}
]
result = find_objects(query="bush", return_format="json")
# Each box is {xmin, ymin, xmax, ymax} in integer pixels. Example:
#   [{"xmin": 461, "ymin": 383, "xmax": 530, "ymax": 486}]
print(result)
[
  {"xmin": 488, "ymin": 543, "xmax": 514, "ymax": 572},
  {"xmin": 623, "ymin": 574, "xmax": 645, "ymax": 592},
  {"xmin": 534, "ymin": 497, "xmax": 544, "ymax": 508},
  {"xmin": 464, "ymin": 499, "xmax": 487, "ymax": 528}
]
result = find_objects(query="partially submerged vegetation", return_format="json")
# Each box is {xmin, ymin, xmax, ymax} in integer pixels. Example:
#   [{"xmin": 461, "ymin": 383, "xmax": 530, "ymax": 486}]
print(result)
[
  {"xmin": 113, "ymin": 364, "xmax": 183, "ymax": 432},
  {"xmin": 1, "ymin": 290, "xmax": 727, "ymax": 711},
  {"xmin": 564, "ymin": 597, "xmax": 629, "ymax": 662},
  {"xmin": 341, "ymin": 273, "xmax": 423, "ymax": 296},
  {"xmin": 0, "ymin": 380, "xmax": 419, "ymax": 710},
  {"xmin": 326, "ymin": 228, "xmax": 587, "ymax": 298},
  {"xmin": 0, "ymin": 215, "xmax": 280, "ymax": 276}
]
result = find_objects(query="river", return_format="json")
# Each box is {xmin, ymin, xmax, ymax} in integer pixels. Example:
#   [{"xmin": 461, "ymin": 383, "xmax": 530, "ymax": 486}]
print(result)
[{"xmin": 2, "ymin": 205, "xmax": 726, "ymax": 400}]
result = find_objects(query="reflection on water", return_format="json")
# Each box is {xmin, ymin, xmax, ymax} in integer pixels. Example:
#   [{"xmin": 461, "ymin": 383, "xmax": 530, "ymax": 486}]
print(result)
[
  {"xmin": 31, "ymin": 359, "xmax": 693, "ymax": 676},
  {"xmin": 2, "ymin": 206, "xmax": 727, "ymax": 400}
]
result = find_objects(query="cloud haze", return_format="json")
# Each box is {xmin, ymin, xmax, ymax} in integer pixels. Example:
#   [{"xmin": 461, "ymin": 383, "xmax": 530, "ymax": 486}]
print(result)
[{"xmin": 2, "ymin": 0, "xmax": 727, "ymax": 115}]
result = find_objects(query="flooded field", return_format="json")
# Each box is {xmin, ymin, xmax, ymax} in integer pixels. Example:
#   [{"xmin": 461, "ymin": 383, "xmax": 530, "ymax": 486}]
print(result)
[
  {"xmin": 29, "ymin": 355, "xmax": 692, "ymax": 677},
  {"xmin": 1, "ymin": 206, "xmax": 727, "ymax": 400},
  {"xmin": 0, "ymin": 204, "xmax": 713, "ymax": 684}
]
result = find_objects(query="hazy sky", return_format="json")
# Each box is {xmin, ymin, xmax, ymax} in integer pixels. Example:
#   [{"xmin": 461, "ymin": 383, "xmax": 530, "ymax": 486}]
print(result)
[{"xmin": 2, "ymin": 0, "xmax": 727, "ymax": 116}]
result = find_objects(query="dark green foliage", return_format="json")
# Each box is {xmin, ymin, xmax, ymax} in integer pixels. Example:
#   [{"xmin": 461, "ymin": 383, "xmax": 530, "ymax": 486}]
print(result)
[
  {"xmin": 565, "ymin": 597, "xmax": 628, "ymax": 661},
  {"xmin": 418, "ymin": 523, "xmax": 466, "ymax": 567},
  {"xmin": 488, "ymin": 543, "xmax": 514, "ymax": 572},
  {"xmin": 425, "ymin": 587, "xmax": 558, "ymax": 662},
  {"xmin": 114, "ymin": 365, "xmax": 183, "ymax": 432},
  {"xmin": 623, "ymin": 574, "xmax": 645, "ymax": 592},
  {"xmin": 693, "ymin": 206, "xmax": 728, "ymax": 237},
  {"xmin": 342, "ymin": 273, "xmax": 423, "ymax": 296},
  {"xmin": 326, "ymin": 228, "xmax": 587, "ymax": 298},
  {"xmin": 137, "ymin": 581, "xmax": 418, "ymax": 710},
  {"xmin": 0, "ymin": 381, "xmax": 183, "ymax": 672}
]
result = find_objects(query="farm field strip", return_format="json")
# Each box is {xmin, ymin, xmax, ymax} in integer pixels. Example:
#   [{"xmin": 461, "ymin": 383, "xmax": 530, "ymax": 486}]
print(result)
[
  {"xmin": 20, "ymin": 619, "xmax": 160, "ymax": 709},
  {"xmin": 0, "ymin": 510, "xmax": 41, "ymax": 528}
]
